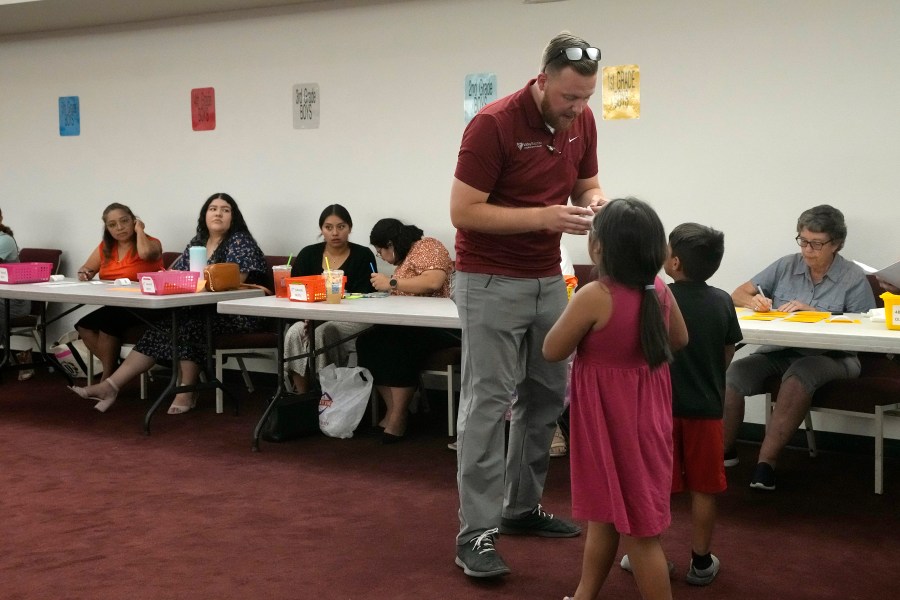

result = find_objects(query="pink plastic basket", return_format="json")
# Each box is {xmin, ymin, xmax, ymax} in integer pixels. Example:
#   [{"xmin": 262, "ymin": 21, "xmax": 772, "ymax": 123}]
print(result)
[
  {"xmin": 0, "ymin": 262, "xmax": 53, "ymax": 284},
  {"xmin": 138, "ymin": 271, "xmax": 200, "ymax": 295}
]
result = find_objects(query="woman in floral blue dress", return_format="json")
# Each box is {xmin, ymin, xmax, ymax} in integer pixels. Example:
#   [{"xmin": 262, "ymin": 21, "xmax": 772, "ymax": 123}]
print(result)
[{"xmin": 69, "ymin": 193, "xmax": 267, "ymax": 414}]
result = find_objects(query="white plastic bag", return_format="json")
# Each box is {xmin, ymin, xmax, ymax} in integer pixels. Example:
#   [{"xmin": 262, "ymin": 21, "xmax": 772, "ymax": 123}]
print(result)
[{"xmin": 318, "ymin": 364, "xmax": 373, "ymax": 439}]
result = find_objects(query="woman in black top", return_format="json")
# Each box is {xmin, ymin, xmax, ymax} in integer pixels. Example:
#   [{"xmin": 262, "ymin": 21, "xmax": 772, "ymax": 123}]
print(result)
[{"xmin": 284, "ymin": 204, "xmax": 376, "ymax": 393}]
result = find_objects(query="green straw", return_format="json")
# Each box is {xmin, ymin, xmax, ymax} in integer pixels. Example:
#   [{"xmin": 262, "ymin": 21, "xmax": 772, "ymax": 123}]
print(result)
[{"xmin": 286, "ymin": 254, "xmax": 292, "ymax": 266}]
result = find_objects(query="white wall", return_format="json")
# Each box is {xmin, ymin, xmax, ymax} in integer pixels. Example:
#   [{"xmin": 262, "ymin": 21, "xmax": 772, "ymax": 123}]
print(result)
[{"xmin": 2, "ymin": 0, "xmax": 899, "ymax": 435}]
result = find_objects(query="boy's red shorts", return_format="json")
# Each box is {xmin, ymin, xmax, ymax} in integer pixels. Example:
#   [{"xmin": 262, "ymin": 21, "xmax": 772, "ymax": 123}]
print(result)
[{"xmin": 671, "ymin": 417, "xmax": 727, "ymax": 494}]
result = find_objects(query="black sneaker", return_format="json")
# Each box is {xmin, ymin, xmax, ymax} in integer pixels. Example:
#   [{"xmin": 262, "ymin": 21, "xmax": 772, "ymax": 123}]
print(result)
[
  {"xmin": 749, "ymin": 462, "xmax": 776, "ymax": 491},
  {"xmin": 723, "ymin": 449, "xmax": 739, "ymax": 467},
  {"xmin": 455, "ymin": 528, "xmax": 510, "ymax": 578},
  {"xmin": 499, "ymin": 504, "xmax": 581, "ymax": 538},
  {"xmin": 686, "ymin": 554, "xmax": 720, "ymax": 585}
]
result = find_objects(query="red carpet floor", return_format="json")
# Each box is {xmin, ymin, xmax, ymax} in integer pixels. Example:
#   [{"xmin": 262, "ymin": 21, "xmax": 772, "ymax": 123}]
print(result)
[{"xmin": 0, "ymin": 368, "xmax": 897, "ymax": 599}]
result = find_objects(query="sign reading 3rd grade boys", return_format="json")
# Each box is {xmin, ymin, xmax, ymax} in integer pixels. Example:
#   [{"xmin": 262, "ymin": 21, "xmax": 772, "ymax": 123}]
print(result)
[
  {"xmin": 293, "ymin": 83, "xmax": 320, "ymax": 129},
  {"xmin": 464, "ymin": 73, "xmax": 497, "ymax": 124}
]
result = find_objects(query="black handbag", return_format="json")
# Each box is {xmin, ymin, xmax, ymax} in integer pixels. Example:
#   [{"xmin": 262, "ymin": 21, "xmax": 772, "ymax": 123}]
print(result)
[{"xmin": 261, "ymin": 391, "xmax": 321, "ymax": 442}]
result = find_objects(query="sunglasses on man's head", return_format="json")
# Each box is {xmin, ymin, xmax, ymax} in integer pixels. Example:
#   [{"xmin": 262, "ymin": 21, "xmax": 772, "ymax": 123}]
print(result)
[{"xmin": 555, "ymin": 46, "xmax": 601, "ymax": 62}]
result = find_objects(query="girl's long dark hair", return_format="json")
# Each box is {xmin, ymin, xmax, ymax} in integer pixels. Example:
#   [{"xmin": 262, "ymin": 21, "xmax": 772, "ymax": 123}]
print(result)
[
  {"xmin": 369, "ymin": 218, "xmax": 424, "ymax": 265},
  {"xmin": 100, "ymin": 203, "xmax": 137, "ymax": 260},
  {"xmin": 593, "ymin": 197, "xmax": 672, "ymax": 367},
  {"xmin": 191, "ymin": 193, "xmax": 254, "ymax": 263}
]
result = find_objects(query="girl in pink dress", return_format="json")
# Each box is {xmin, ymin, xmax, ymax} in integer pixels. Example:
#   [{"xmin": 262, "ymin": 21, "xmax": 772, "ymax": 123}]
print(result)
[{"xmin": 544, "ymin": 198, "xmax": 688, "ymax": 600}]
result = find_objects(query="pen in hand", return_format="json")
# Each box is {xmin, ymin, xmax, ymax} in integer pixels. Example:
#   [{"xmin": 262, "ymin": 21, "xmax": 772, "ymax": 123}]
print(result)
[{"xmin": 754, "ymin": 284, "xmax": 772, "ymax": 312}]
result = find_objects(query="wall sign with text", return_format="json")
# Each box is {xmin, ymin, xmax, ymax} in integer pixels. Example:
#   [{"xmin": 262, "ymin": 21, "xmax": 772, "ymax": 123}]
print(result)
[
  {"xmin": 58, "ymin": 96, "xmax": 80, "ymax": 136},
  {"xmin": 293, "ymin": 83, "xmax": 320, "ymax": 129},
  {"xmin": 464, "ymin": 73, "xmax": 497, "ymax": 123},
  {"xmin": 191, "ymin": 87, "xmax": 216, "ymax": 131},
  {"xmin": 602, "ymin": 65, "xmax": 640, "ymax": 120}
]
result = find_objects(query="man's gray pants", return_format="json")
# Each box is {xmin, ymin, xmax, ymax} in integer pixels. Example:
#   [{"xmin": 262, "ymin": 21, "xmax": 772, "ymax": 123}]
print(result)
[{"xmin": 453, "ymin": 271, "xmax": 568, "ymax": 545}]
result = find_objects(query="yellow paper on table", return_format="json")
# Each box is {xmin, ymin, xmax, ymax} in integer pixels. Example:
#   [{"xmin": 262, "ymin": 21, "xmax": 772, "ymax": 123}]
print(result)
[
  {"xmin": 741, "ymin": 311, "xmax": 790, "ymax": 321},
  {"xmin": 783, "ymin": 311, "xmax": 831, "ymax": 323}
]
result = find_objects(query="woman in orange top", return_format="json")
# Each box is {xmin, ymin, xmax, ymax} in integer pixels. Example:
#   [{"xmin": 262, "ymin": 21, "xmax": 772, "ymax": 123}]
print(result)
[{"xmin": 75, "ymin": 203, "xmax": 163, "ymax": 379}]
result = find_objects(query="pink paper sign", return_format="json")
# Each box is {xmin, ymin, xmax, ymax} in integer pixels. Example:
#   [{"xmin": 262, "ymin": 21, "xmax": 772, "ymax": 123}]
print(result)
[{"xmin": 191, "ymin": 87, "xmax": 216, "ymax": 131}]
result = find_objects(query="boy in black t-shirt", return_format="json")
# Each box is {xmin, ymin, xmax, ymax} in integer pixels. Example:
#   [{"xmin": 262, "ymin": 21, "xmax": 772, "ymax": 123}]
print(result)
[{"xmin": 664, "ymin": 223, "xmax": 742, "ymax": 585}]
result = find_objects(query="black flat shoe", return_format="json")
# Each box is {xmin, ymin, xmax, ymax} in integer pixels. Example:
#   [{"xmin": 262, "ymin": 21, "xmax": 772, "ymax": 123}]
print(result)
[{"xmin": 381, "ymin": 432, "xmax": 404, "ymax": 445}]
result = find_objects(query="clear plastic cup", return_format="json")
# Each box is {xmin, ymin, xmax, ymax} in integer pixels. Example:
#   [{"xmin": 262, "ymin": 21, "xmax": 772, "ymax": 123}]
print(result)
[
  {"xmin": 272, "ymin": 265, "xmax": 292, "ymax": 298},
  {"xmin": 322, "ymin": 269, "xmax": 344, "ymax": 304}
]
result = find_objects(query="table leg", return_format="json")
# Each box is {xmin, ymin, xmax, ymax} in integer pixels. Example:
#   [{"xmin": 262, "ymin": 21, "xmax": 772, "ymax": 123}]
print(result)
[
  {"xmin": 1, "ymin": 299, "xmax": 10, "ymax": 372},
  {"xmin": 142, "ymin": 306, "xmax": 240, "ymax": 435},
  {"xmin": 253, "ymin": 318, "xmax": 288, "ymax": 451}
]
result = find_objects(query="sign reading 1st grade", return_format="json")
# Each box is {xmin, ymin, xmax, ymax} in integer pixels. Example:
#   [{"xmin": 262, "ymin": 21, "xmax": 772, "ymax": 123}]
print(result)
[
  {"xmin": 293, "ymin": 83, "xmax": 320, "ymax": 129},
  {"xmin": 464, "ymin": 73, "xmax": 498, "ymax": 124}
]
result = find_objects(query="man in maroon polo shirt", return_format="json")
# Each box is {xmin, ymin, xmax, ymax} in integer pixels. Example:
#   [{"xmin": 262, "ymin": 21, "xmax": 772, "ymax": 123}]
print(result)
[{"xmin": 451, "ymin": 31, "xmax": 608, "ymax": 578}]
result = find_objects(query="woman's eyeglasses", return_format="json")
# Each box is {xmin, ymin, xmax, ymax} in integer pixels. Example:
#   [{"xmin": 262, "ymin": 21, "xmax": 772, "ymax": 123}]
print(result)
[{"xmin": 795, "ymin": 236, "xmax": 832, "ymax": 251}]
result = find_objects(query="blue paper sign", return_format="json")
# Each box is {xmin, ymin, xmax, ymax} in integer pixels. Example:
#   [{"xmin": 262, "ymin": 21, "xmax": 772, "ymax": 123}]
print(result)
[
  {"xmin": 464, "ymin": 73, "xmax": 498, "ymax": 123},
  {"xmin": 59, "ymin": 96, "xmax": 80, "ymax": 136}
]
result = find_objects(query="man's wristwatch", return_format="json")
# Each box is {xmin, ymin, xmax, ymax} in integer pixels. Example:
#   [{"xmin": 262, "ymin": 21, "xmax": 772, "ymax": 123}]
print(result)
[{"xmin": 389, "ymin": 278, "xmax": 398, "ymax": 290}]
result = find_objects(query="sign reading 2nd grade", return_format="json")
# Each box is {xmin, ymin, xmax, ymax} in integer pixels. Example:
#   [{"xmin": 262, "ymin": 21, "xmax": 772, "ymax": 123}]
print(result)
[
  {"xmin": 293, "ymin": 83, "xmax": 320, "ymax": 129},
  {"xmin": 191, "ymin": 87, "xmax": 216, "ymax": 131},
  {"xmin": 464, "ymin": 73, "xmax": 497, "ymax": 124}
]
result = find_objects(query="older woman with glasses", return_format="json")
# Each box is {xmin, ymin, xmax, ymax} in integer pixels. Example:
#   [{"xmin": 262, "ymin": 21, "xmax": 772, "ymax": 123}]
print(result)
[{"xmin": 723, "ymin": 204, "xmax": 875, "ymax": 491}]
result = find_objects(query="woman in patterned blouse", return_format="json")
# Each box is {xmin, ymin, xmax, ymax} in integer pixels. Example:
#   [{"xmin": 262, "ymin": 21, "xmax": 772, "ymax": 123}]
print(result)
[
  {"xmin": 357, "ymin": 218, "xmax": 456, "ymax": 443},
  {"xmin": 69, "ymin": 193, "xmax": 267, "ymax": 415}
]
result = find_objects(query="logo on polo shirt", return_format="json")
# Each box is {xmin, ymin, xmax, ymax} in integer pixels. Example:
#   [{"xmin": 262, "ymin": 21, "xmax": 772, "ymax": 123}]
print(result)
[{"xmin": 516, "ymin": 141, "xmax": 543, "ymax": 150}]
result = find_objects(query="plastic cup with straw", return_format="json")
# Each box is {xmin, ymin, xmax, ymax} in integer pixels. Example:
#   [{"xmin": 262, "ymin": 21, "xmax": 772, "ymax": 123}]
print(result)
[{"xmin": 273, "ymin": 254, "xmax": 293, "ymax": 298}]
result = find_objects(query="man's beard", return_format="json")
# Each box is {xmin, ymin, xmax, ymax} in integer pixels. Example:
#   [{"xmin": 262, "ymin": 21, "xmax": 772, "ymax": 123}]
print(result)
[{"xmin": 541, "ymin": 95, "xmax": 575, "ymax": 132}]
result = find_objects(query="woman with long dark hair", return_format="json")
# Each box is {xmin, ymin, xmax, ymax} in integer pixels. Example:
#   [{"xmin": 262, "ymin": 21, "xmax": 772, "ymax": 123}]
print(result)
[
  {"xmin": 284, "ymin": 204, "xmax": 376, "ymax": 393},
  {"xmin": 69, "ymin": 193, "xmax": 267, "ymax": 414}
]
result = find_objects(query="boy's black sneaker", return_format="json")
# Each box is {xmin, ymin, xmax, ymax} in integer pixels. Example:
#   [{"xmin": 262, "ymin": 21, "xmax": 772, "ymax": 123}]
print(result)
[
  {"xmin": 749, "ymin": 462, "xmax": 776, "ymax": 491},
  {"xmin": 686, "ymin": 554, "xmax": 720, "ymax": 586},
  {"xmin": 499, "ymin": 504, "xmax": 581, "ymax": 537},
  {"xmin": 455, "ymin": 528, "xmax": 510, "ymax": 578}
]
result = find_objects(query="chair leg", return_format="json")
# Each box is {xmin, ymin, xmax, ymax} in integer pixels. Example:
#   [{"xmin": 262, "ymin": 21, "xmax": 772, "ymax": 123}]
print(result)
[
  {"xmin": 140, "ymin": 372, "xmax": 148, "ymax": 400},
  {"xmin": 875, "ymin": 407, "xmax": 885, "ymax": 495},
  {"xmin": 370, "ymin": 386, "xmax": 380, "ymax": 427},
  {"xmin": 765, "ymin": 392, "xmax": 773, "ymax": 428},
  {"xmin": 87, "ymin": 351, "xmax": 95, "ymax": 383},
  {"xmin": 236, "ymin": 357, "xmax": 254, "ymax": 393},
  {"xmin": 215, "ymin": 350, "xmax": 225, "ymax": 414},
  {"xmin": 803, "ymin": 411, "xmax": 817, "ymax": 458}
]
